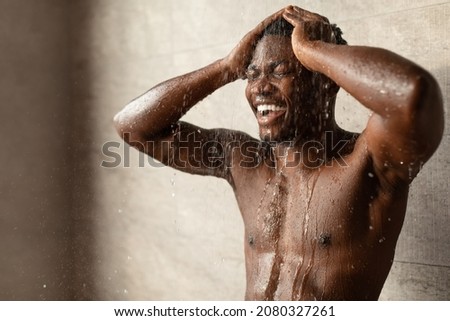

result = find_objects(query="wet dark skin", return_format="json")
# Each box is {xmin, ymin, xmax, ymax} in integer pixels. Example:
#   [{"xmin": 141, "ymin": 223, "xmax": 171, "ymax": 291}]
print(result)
[{"xmin": 114, "ymin": 6, "xmax": 444, "ymax": 300}]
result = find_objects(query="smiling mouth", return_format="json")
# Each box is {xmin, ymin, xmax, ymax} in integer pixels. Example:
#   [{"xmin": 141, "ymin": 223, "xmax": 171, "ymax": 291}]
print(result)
[{"xmin": 256, "ymin": 104, "xmax": 287, "ymax": 125}]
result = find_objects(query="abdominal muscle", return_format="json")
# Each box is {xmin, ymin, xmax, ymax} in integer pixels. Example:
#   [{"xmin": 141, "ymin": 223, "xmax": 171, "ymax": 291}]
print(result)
[
  {"xmin": 245, "ymin": 251, "xmax": 329, "ymax": 301},
  {"xmin": 244, "ymin": 242, "xmax": 381, "ymax": 301}
]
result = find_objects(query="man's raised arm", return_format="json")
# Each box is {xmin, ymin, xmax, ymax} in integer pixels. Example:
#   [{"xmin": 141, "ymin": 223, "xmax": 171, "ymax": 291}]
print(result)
[
  {"xmin": 284, "ymin": 6, "xmax": 444, "ymax": 184},
  {"xmin": 113, "ymin": 9, "xmax": 286, "ymax": 178}
]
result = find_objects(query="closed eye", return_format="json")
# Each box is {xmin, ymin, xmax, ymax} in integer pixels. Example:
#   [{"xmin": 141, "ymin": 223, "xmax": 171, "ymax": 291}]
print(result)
[
  {"xmin": 246, "ymin": 67, "xmax": 260, "ymax": 81},
  {"xmin": 272, "ymin": 62, "xmax": 292, "ymax": 78}
]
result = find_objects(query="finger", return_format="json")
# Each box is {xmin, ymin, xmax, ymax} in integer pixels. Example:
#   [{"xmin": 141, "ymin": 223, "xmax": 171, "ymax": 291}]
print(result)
[
  {"xmin": 292, "ymin": 6, "xmax": 329, "ymax": 23},
  {"xmin": 285, "ymin": 6, "xmax": 316, "ymax": 24},
  {"xmin": 282, "ymin": 12, "xmax": 300, "ymax": 27},
  {"xmin": 291, "ymin": 6, "xmax": 316, "ymax": 18}
]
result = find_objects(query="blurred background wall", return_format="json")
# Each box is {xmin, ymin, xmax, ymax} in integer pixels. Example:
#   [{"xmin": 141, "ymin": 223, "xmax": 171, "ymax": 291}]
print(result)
[
  {"xmin": 0, "ymin": 0, "xmax": 72, "ymax": 299},
  {"xmin": 0, "ymin": 0, "xmax": 448, "ymax": 300}
]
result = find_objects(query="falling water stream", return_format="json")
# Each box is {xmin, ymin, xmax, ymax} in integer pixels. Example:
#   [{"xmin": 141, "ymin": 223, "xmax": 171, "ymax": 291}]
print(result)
[
  {"xmin": 292, "ymin": 169, "xmax": 321, "ymax": 300},
  {"xmin": 254, "ymin": 146, "xmax": 323, "ymax": 299}
]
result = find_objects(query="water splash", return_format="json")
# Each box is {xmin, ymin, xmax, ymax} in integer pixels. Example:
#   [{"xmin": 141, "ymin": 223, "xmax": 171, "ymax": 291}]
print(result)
[
  {"xmin": 290, "ymin": 169, "xmax": 321, "ymax": 299},
  {"xmin": 257, "ymin": 154, "xmax": 291, "ymax": 299},
  {"xmin": 304, "ymin": 170, "xmax": 320, "ymax": 236}
]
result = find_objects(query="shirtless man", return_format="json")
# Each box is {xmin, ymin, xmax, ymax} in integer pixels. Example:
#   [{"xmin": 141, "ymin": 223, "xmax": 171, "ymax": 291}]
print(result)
[{"xmin": 114, "ymin": 6, "xmax": 443, "ymax": 300}]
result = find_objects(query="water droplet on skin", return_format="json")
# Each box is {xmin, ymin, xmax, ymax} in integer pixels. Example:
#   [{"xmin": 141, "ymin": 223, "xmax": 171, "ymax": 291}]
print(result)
[
  {"xmin": 400, "ymin": 161, "xmax": 404, "ymax": 165},
  {"xmin": 368, "ymin": 172, "xmax": 374, "ymax": 178},
  {"xmin": 369, "ymin": 225, "xmax": 374, "ymax": 230},
  {"xmin": 43, "ymin": 284, "xmax": 47, "ymax": 288},
  {"xmin": 379, "ymin": 237, "xmax": 386, "ymax": 243},
  {"xmin": 387, "ymin": 217, "xmax": 392, "ymax": 222},
  {"xmin": 380, "ymin": 89, "xmax": 387, "ymax": 94}
]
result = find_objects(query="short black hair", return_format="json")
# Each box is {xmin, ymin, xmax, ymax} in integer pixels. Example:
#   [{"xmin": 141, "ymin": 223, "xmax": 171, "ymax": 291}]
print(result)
[
  {"xmin": 331, "ymin": 24, "xmax": 347, "ymax": 45},
  {"xmin": 263, "ymin": 18, "xmax": 347, "ymax": 45},
  {"xmin": 263, "ymin": 18, "xmax": 294, "ymax": 37}
]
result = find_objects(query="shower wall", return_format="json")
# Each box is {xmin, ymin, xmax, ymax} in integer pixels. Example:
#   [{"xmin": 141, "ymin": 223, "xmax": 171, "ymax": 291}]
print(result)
[
  {"xmin": 0, "ymin": 0, "xmax": 72, "ymax": 299},
  {"xmin": 0, "ymin": 0, "xmax": 448, "ymax": 300}
]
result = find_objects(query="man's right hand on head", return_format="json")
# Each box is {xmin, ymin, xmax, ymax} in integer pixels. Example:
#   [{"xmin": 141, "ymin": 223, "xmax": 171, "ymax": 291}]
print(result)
[{"xmin": 222, "ymin": 8, "xmax": 287, "ymax": 81}]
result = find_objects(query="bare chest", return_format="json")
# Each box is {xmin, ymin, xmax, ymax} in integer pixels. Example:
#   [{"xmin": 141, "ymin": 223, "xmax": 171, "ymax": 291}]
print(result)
[
  {"xmin": 237, "ymin": 165, "xmax": 373, "ymax": 252},
  {"xmin": 232, "ymin": 155, "xmax": 409, "ymax": 300}
]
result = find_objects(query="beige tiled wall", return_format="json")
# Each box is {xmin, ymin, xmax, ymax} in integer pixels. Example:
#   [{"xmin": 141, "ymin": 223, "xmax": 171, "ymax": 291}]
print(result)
[{"xmin": 1, "ymin": 0, "xmax": 448, "ymax": 300}]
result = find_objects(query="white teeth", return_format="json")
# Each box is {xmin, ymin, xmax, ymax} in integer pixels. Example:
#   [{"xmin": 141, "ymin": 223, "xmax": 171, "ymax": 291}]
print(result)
[{"xmin": 256, "ymin": 104, "xmax": 287, "ymax": 113}]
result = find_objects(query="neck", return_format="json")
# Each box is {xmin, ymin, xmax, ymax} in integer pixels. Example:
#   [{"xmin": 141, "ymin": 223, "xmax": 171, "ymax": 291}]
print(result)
[
  {"xmin": 293, "ymin": 94, "xmax": 338, "ymax": 145},
  {"xmin": 271, "ymin": 119, "xmax": 342, "ymax": 170},
  {"xmin": 292, "ymin": 117, "xmax": 337, "ymax": 147}
]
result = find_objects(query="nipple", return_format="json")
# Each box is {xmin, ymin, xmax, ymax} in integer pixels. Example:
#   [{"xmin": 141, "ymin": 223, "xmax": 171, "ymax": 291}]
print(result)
[{"xmin": 318, "ymin": 233, "xmax": 331, "ymax": 247}]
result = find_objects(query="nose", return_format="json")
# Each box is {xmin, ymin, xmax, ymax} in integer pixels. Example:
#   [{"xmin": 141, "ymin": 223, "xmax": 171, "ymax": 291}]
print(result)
[{"xmin": 250, "ymin": 75, "xmax": 275, "ymax": 96}]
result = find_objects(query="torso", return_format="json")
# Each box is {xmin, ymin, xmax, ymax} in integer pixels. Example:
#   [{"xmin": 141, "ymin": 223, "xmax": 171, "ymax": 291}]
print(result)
[{"xmin": 230, "ymin": 133, "xmax": 409, "ymax": 300}]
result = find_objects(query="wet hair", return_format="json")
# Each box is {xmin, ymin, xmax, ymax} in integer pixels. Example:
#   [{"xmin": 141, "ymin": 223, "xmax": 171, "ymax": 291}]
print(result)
[
  {"xmin": 263, "ymin": 18, "xmax": 294, "ymax": 37},
  {"xmin": 263, "ymin": 18, "xmax": 347, "ymax": 45},
  {"xmin": 331, "ymin": 24, "xmax": 347, "ymax": 45}
]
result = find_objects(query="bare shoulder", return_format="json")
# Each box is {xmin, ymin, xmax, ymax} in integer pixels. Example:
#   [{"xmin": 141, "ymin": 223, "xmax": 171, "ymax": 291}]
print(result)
[
  {"xmin": 226, "ymin": 131, "xmax": 268, "ymax": 187},
  {"xmin": 348, "ymin": 128, "xmax": 410, "ymax": 196}
]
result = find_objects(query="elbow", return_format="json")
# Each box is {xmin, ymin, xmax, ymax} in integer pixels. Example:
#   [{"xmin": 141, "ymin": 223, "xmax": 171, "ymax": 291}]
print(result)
[
  {"xmin": 409, "ymin": 69, "xmax": 443, "ymax": 113},
  {"xmin": 113, "ymin": 110, "xmax": 140, "ymax": 144},
  {"xmin": 409, "ymin": 69, "xmax": 444, "ymax": 153},
  {"xmin": 113, "ymin": 109, "xmax": 152, "ymax": 149},
  {"xmin": 113, "ymin": 111, "xmax": 127, "ymax": 138}
]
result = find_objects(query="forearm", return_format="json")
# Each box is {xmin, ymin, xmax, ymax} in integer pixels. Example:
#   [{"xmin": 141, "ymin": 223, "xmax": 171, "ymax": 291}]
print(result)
[
  {"xmin": 298, "ymin": 41, "xmax": 436, "ymax": 117},
  {"xmin": 114, "ymin": 58, "xmax": 232, "ymax": 140}
]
